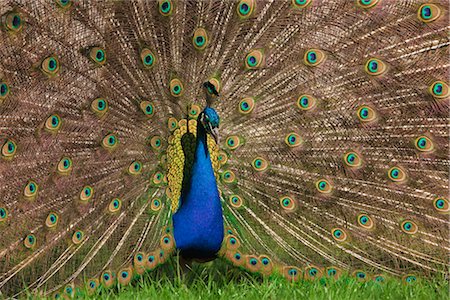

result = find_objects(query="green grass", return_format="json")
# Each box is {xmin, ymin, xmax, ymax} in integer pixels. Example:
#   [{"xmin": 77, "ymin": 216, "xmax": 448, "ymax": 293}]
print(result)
[{"xmin": 34, "ymin": 258, "xmax": 449, "ymax": 300}]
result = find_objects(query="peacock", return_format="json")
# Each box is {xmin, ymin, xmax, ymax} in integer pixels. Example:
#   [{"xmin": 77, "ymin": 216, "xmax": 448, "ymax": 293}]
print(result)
[{"xmin": 0, "ymin": 0, "xmax": 449, "ymax": 298}]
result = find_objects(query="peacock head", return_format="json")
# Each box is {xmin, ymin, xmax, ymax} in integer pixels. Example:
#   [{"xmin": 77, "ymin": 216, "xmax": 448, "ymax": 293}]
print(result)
[{"xmin": 199, "ymin": 107, "xmax": 220, "ymax": 144}]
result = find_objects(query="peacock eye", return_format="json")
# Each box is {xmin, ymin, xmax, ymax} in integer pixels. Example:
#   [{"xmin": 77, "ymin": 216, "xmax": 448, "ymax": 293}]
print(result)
[
  {"xmin": 221, "ymin": 170, "xmax": 236, "ymax": 184},
  {"xmin": 429, "ymin": 81, "xmax": 449, "ymax": 99},
  {"xmin": 279, "ymin": 196, "xmax": 297, "ymax": 212},
  {"xmin": 374, "ymin": 275, "xmax": 385, "ymax": 283},
  {"xmin": 433, "ymin": 197, "xmax": 449, "ymax": 213},
  {"xmin": 109, "ymin": 198, "xmax": 122, "ymax": 213},
  {"xmin": 91, "ymin": 98, "xmax": 108, "ymax": 117},
  {"xmin": 353, "ymin": 270, "xmax": 367, "ymax": 281},
  {"xmin": 90, "ymin": 47, "xmax": 106, "ymax": 65},
  {"xmin": 225, "ymin": 136, "xmax": 241, "ymax": 150},
  {"xmin": 292, "ymin": 0, "xmax": 312, "ymax": 8},
  {"xmin": 0, "ymin": 81, "xmax": 10, "ymax": 99},
  {"xmin": 24, "ymin": 180, "xmax": 39, "ymax": 198},
  {"xmin": 356, "ymin": 0, "xmax": 379, "ymax": 9},
  {"xmin": 304, "ymin": 49, "xmax": 325, "ymax": 67},
  {"xmin": 167, "ymin": 117, "xmax": 178, "ymax": 131},
  {"xmin": 357, "ymin": 213, "xmax": 374, "ymax": 229},
  {"xmin": 56, "ymin": 0, "xmax": 72, "ymax": 8},
  {"xmin": 414, "ymin": 136, "xmax": 433, "ymax": 152},
  {"xmin": 4, "ymin": 11, "xmax": 23, "ymax": 32},
  {"xmin": 41, "ymin": 56, "xmax": 60, "ymax": 76},
  {"xmin": 159, "ymin": 0, "xmax": 174, "ymax": 16},
  {"xmin": 316, "ymin": 179, "xmax": 332, "ymax": 193},
  {"xmin": 237, "ymin": 0, "xmax": 256, "ymax": 19},
  {"xmin": 140, "ymin": 48, "xmax": 156, "ymax": 68},
  {"xmin": 418, "ymin": 4, "xmax": 441, "ymax": 23},
  {"xmin": 357, "ymin": 105, "xmax": 377, "ymax": 122},
  {"xmin": 72, "ymin": 230, "xmax": 85, "ymax": 244},
  {"xmin": 245, "ymin": 49, "xmax": 264, "ymax": 69},
  {"xmin": 170, "ymin": 78, "xmax": 184, "ymax": 97},
  {"xmin": 150, "ymin": 136, "xmax": 163, "ymax": 151},
  {"xmin": 189, "ymin": 104, "xmax": 201, "ymax": 119},
  {"xmin": 45, "ymin": 212, "xmax": 59, "ymax": 228},
  {"xmin": 193, "ymin": 28, "xmax": 208, "ymax": 50},
  {"xmin": 151, "ymin": 198, "xmax": 162, "ymax": 211},
  {"xmin": 128, "ymin": 161, "xmax": 142, "ymax": 175},
  {"xmin": 400, "ymin": 220, "xmax": 418, "ymax": 234},
  {"xmin": 326, "ymin": 267, "xmax": 341, "ymax": 278},
  {"xmin": 297, "ymin": 94, "xmax": 317, "ymax": 111},
  {"xmin": 388, "ymin": 166, "xmax": 406, "ymax": 183},
  {"xmin": 365, "ymin": 58, "xmax": 387, "ymax": 76},
  {"xmin": 331, "ymin": 228, "xmax": 348, "ymax": 242},
  {"xmin": 403, "ymin": 275, "xmax": 417, "ymax": 284},
  {"xmin": 285, "ymin": 132, "xmax": 302, "ymax": 148},
  {"xmin": 45, "ymin": 114, "xmax": 62, "ymax": 133},
  {"xmin": 344, "ymin": 151, "xmax": 362, "ymax": 168},
  {"xmin": 229, "ymin": 195, "xmax": 243, "ymax": 208},
  {"xmin": 57, "ymin": 157, "xmax": 73, "ymax": 174},
  {"xmin": 140, "ymin": 101, "xmax": 155, "ymax": 117},
  {"xmin": 0, "ymin": 207, "xmax": 8, "ymax": 222},
  {"xmin": 252, "ymin": 157, "xmax": 268, "ymax": 172},
  {"xmin": 24, "ymin": 234, "xmax": 36, "ymax": 249},
  {"xmin": 2, "ymin": 139, "xmax": 17, "ymax": 159},
  {"xmin": 238, "ymin": 97, "xmax": 255, "ymax": 114},
  {"xmin": 80, "ymin": 185, "xmax": 93, "ymax": 202},
  {"xmin": 102, "ymin": 133, "xmax": 118, "ymax": 150}
]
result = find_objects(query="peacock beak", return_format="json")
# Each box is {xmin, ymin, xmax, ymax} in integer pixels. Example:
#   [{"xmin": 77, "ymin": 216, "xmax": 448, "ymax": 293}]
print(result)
[{"xmin": 210, "ymin": 127, "xmax": 219, "ymax": 145}]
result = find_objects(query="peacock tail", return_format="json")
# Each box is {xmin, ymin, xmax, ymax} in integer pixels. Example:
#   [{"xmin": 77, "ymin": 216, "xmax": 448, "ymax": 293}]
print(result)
[{"xmin": 0, "ymin": 0, "xmax": 449, "ymax": 297}]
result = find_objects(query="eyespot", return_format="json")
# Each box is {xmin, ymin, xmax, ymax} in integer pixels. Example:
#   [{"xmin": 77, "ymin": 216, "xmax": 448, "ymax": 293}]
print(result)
[
  {"xmin": 316, "ymin": 179, "xmax": 332, "ymax": 193},
  {"xmin": 229, "ymin": 195, "xmax": 243, "ymax": 208},
  {"xmin": 218, "ymin": 150, "xmax": 228, "ymax": 166},
  {"xmin": 193, "ymin": 28, "xmax": 208, "ymax": 50},
  {"xmin": 158, "ymin": 0, "xmax": 173, "ymax": 16},
  {"xmin": 89, "ymin": 47, "xmax": 106, "ymax": 65},
  {"xmin": 388, "ymin": 166, "xmax": 406, "ymax": 183},
  {"xmin": 128, "ymin": 161, "xmax": 142, "ymax": 175},
  {"xmin": 140, "ymin": 101, "xmax": 155, "ymax": 117},
  {"xmin": 152, "ymin": 171, "xmax": 164, "ymax": 185},
  {"xmin": 57, "ymin": 157, "xmax": 73, "ymax": 175},
  {"xmin": 252, "ymin": 157, "xmax": 268, "ymax": 172},
  {"xmin": 160, "ymin": 234, "xmax": 174, "ymax": 251},
  {"xmin": 146, "ymin": 251, "xmax": 159, "ymax": 269},
  {"xmin": 91, "ymin": 98, "xmax": 108, "ymax": 117},
  {"xmin": 80, "ymin": 185, "xmax": 93, "ymax": 202},
  {"xmin": 134, "ymin": 252, "xmax": 146, "ymax": 269},
  {"xmin": 279, "ymin": 196, "xmax": 297, "ymax": 212},
  {"xmin": 64, "ymin": 285, "xmax": 74, "ymax": 297},
  {"xmin": 400, "ymin": 220, "xmax": 418, "ymax": 235},
  {"xmin": 102, "ymin": 133, "xmax": 118, "ymax": 151},
  {"xmin": 150, "ymin": 136, "xmax": 162, "ymax": 151},
  {"xmin": 373, "ymin": 274, "xmax": 385, "ymax": 283},
  {"xmin": 353, "ymin": 270, "xmax": 368, "ymax": 282},
  {"xmin": 429, "ymin": 81, "xmax": 449, "ymax": 99},
  {"xmin": 86, "ymin": 278, "xmax": 99, "ymax": 294},
  {"xmin": 221, "ymin": 170, "xmax": 236, "ymax": 184},
  {"xmin": 170, "ymin": 78, "xmax": 184, "ymax": 97},
  {"xmin": 285, "ymin": 132, "xmax": 302, "ymax": 148},
  {"xmin": 237, "ymin": 0, "xmax": 256, "ymax": 19},
  {"xmin": 245, "ymin": 255, "xmax": 261, "ymax": 273},
  {"xmin": 238, "ymin": 97, "xmax": 255, "ymax": 114},
  {"xmin": 45, "ymin": 212, "xmax": 59, "ymax": 228},
  {"xmin": 108, "ymin": 198, "xmax": 122, "ymax": 213},
  {"xmin": 2, "ymin": 139, "xmax": 17, "ymax": 159},
  {"xmin": 225, "ymin": 235, "xmax": 241, "ymax": 250},
  {"xmin": 225, "ymin": 136, "xmax": 241, "ymax": 150},
  {"xmin": 305, "ymin": 266, "xmax": 322, "ymax": 280},
  {"xmin": 24, "ymin": 180, "xmax": 39, "ymax": 198},
  {"xmin": 0, "ymin": 207, "xmax": 8, "ymax": 222},
  {"xmin": 45, "ymin": 114, "xmax": 62, "ymax": 133},
  {"xmin": 118, "ymin": 267, "xmax": 133, "ymax": 286},
  {"xmin": 357, "ymin": 105, "xmax": 377, "ymax": 122},
  {"xmin": 283, "ymin": 266, "xmax": 301, "ymax": 281},
  {"xmin": 245, "ymin": 49, "xmax": 264, "ymax": 69},
  {"xmin": 304, "ymin": 49, "xmax": 325, "ymax": 67},
  {"xmin": 297, "ymin": 94, "xmax": 317, "ymax": 111},
  {"xmin": 292, "ymin": 0, "xmax": 312, "ymax": 9},
  {"xmin": 167, "ymin": 117, "xmax": 178, "ymax": 131},
  {"xmin": 4, "ymin": 11, "xmax": 23, "ymax": 32},
  {"xmin": 150, "ymin": 198, "xmax": 162, "ymax": 212},
  {"xmin": 418, "ymin": 4, "xmax": 441, "ymax": 23},
  {"xmin": 356, "ymin": 0, "xmax": 379, "ymax": 9},
  {"xmin": 331, "ymin": 228, "xmax": 348, "ymax": 242},
  {"xmin": 41, "ymin": 56, "xmax": 60, "ymax": 76},
  {"xmin": 357, "ymin": 213, "xmax": 374, "ymax": 230},
  {"xmin": 55, "ymin": 0, "xmax": 72, "ymax": 9},
  {"xmin": 414, "ymin": 136, "xmax": 434, "ymax": 152},
  {"xmin": 24, "ymin": 234, "xmax": 36, "ymax": 249},
  {"xmin": 140, "ymin": 48, "xmax": 156, "ymax": 69},
  {"xmin": 0, "ymin": 81, "xmax": 10, "ymax": 99},
  {"xmin": 433, "ymin": 197, "xmax": 449, "ymax": 213},
  {"xmin": 101, "ymin": 270, "xmax": 114, "ymax": 288},
  {"xmin": 72, "ymin": 230, "xmax": 85, "ymax": 244},
  {"xmin": 403, "ymin": 274, "xmax": 418, "ymax": 284},
  {"xmin": 344, "ymin": 151, "xmax": 362, "ymax": 168},
  {"xmin": 326, "ymin": 267, "xmax": 342, "ymax": 279},
  {"xmin": 189, "ymin": 104, "xmax": 201, "ymax": 119},
  {"xmin": 365, "ymin": 58, "xmax": 387, "ymax": 76}
]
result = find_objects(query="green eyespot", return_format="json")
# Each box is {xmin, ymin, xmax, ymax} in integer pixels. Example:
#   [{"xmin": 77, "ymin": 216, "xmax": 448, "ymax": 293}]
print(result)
[
  {"xmin": 418, "ymin": 4, "xmax": 441, "ymax": 23},
  {"xmin": 72, "ymin": 230, "xmax": 85, "ymax": 244},
  {"xmin": 357, "ymin": 213, "xmax": 374, "ymax": 230},
  {"xmin": 297, "ymin": 94, "xmax": 317, "ymax": 111},
  {"xmin": 292, "ymin": 0, "xmax": 312, "ymax": 9},
  {"xmin": 280, "ymin": 196, "xmax": 297, "ymax": 212},
  {"xmin": 403, "ymin": 274, "xmax": 418, "ymax": 284},
  {"xmin": 109, "ymin": 198, "xmax": 122, "ymax": 213},
  {"xmin": 365, "ymin": 58, "xmax": 386, "ymax": 76},
  {"xmin": 221, "ymin": 170, "xmax": 236, "ymax": 184},
  {"xmin": 152, "ymin": 171, "xmax": 164, "ymax": 185},
  {"xmin": 326, "ymin": 267, "xmax": 342, "ymax": 279},
  {"xmin": 0, "ymin": 207, "xmax": 8, "ymax": 222},
  {"xmin": 245, "ymin": 49, "xmax": 264, "ymax": 69},
  {"xmin": 41, "ymin": 56, "xmax": 60, "ymax": 76},
  {"xmin": 189, "ymin": 104, "xmax": 201, "ymax": 119},
  {"xmin": 303, "ymin": 49, "xmax": 325, "ymax": 67},
  {"xmin": 225, "ymin": 135, "xmax": 241, "ymax": 150},
  {"xmin": 2, "ymin": 139, "xmax": 17, "ymax": 159},
  {"xmin": 55, "ymin": 0, "xmax": 73, "ymax": 9},
  {"xmin": 128, "ymin": 161, "xmax": 142, "ymax": 175},
  {"xmin": 45, "ymin": 212, "xmax": 59, "ymax": 228},
  {"xmin": 101, "ymin": 271, "xmax": 114, "ymax": 288},
  {"xmin": 238, "ymin": 97, "xmax": 255, "ymax": 114},
  {"xmin": 170, "ymin": 78, "xmax": 184, "ymax": 97},
  {"xmin": 356, "ymin": 0, "xmax": 379, "ymax": 9},
  {"xmin": 237, "ymin": 0, "xmax": 256, "ymax": 19},
  {"xmin": 45, "ymin": 114, "xmax": 62, "ymax": 133},
  {"xmin": 252, "ymin": 157, "xmax": 268, "ymax": 172},
  {"xmin": 429, "ymin": 81, "xmax": 449, "ymax": 99},
  {"xmin": 80, "ymin": 185, "xmax": 93, "ymax": 202},
  {"xmin": 400, "ymin": 220, "xmax": 418, "ymax": 235},
  {"xmin": 102, "ymin": 133, "xmax": 118, "ymax": 151},
  {"xmin": 159, "ymin": 0, "xmax": 174, "ymax": 16},
  {"xmin": 167, "ymin": 117, "xmax": 178, "ymax": 131},
  {"xmin": 91, "ymin": 98, "xmax": 108, "ymax": 117},
  {"xmin": 4, "ymin": 11, "xmax": 23, "ymax": 32},
  {"xmin": 140, "ymin": 48, "xmax": 156, "ymax": 69},
  {"xmin": 24, "ymin": 234, "xmax": 36, "ymax": 249},
  {"xmin": 151, "ymin": 198, "xmax": 162, "ymax": 211},
  {"xmin": 388, "ymin": 166, "xmax": 406, "ymax": 183},
  {"xmin": 283, "ymin": 266, "xmax": 301, "ymax": 281},
  {"xmin": 353, "ymin": 270, "xmax": 368, "ymax": 282},
  {"xmin": 0, "ymin": 81, "xmax": 10, "ymax": 100},
  {"xmin": 433, "ymin": 197, "xmax": 449, "ymax": 214},
  {"xmin": 229, "ymin": 195, "xmax": 243, "ymax": 208},
  {"xmin": 285, "ymin": 132, "xmax": 302, "ymax": 148},
  {"xmin": 118, "ymin": 267, "xmax": 133, "ymax": 286},
  {"xmin": 331, "ymin": 228, "xmax": 348, "ymax": 242},
  {"xmin": 150, "ymin": 135, "xmax": 163, "ymax": 151},
  {"xmin": 357, "ymin": 105, "xmax": 377, "ymax": 122},
  {"xmin": 305, "ymin": 266, "xmax": 322, "ymax": 280},
  {"xmin": 24, "ymin": 180, "xmax": 39, "ymax": 199},
  {"xmin": 193, "ymin": 28, "xmax": 208, "ymax": 50},
  {"xmin": 57, "ymin": 157, "xmax": 73, "ymax": 175},
  {"xmin": 344, "ymin": 151, "xmax": 362, "ymax": 168},
  {"xmin": 89, "ymin": 47, "xmax": 106, "ymax": 65},
  {"xmin": 316, "ymin": 179, "xmax": 332, "ymax": 193},
  {"xmin": 414, "ymin": 136, "xmax": 434, "ymax": 152},
  {"xmin": 140, "ymin": 101, "xmax": 155, "ymax": 117}
]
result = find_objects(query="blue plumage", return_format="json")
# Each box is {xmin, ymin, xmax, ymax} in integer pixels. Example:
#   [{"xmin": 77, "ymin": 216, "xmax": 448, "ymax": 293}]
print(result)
[{"xmin": 173, "ymin": 108, "xmax": 224, "ymax": 259}]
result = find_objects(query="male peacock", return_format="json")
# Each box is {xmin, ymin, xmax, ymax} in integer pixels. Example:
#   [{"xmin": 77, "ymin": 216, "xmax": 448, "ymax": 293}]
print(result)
[{"xmin": 0, "ymin": 0, "xmax": 449, "ymax": 298}]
